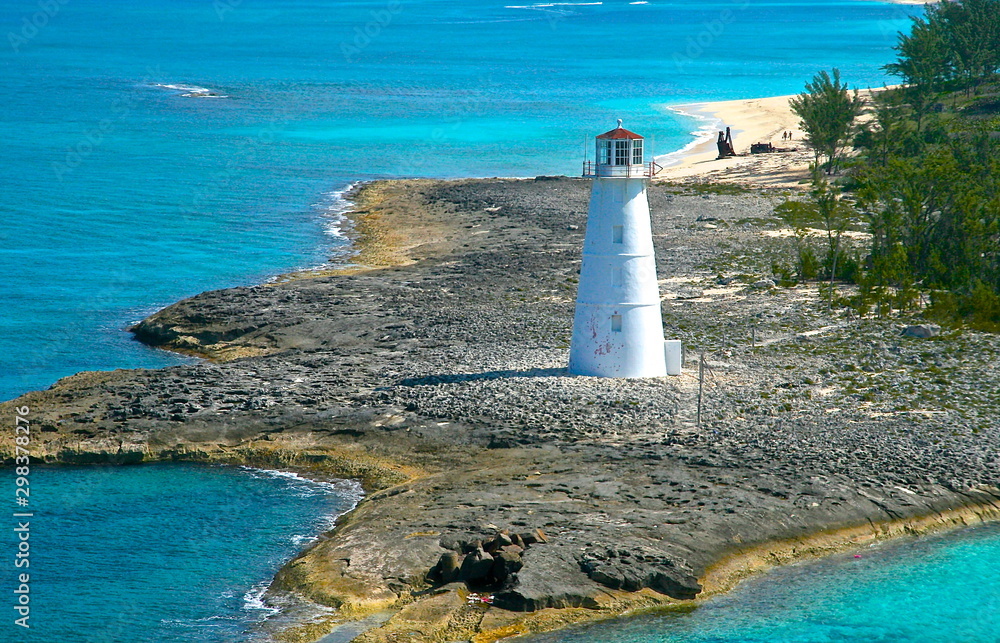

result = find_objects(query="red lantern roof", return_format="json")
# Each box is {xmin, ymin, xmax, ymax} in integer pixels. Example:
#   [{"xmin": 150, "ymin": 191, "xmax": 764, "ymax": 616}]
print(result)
[{"xmin": 596, "ymin": 124, "xmax": 643, "ymax": 140}]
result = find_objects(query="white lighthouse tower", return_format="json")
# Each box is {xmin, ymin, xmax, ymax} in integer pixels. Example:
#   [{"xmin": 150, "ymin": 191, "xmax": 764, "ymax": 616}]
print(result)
[{"xmin": 569, "ymin": 121, "xmax": 677, "ymax": 378}]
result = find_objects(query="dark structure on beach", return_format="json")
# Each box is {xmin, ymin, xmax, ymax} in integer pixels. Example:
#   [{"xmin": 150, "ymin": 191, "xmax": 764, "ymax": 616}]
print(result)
[{"xmin": 716, "ymin": 126, "xmax": 736, "ymax": 158}]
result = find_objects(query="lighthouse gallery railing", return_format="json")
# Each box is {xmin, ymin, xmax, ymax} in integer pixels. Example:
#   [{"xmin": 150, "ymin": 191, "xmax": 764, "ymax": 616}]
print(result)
[{"xmin": 582, "ymin": 160, "xmax": 662, "ymax": 178}]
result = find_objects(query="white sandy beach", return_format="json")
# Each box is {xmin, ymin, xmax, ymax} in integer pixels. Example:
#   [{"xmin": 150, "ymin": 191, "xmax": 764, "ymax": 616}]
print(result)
[
  {"xmin": 655, "ymin": 88, "xmax": 887, "ymax": 189},
  {"xmin": 654, "ymin": 94, "xmax": 813, "ymax": 189}
]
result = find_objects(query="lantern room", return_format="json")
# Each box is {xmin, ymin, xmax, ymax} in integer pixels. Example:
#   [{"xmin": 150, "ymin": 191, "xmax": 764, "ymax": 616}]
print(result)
[{"xmin": 583, "ymin": 120, "xmax": 655, "ymax": 178}]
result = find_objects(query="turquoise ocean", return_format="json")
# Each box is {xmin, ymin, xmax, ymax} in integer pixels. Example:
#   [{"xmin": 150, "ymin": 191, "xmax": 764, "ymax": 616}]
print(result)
[
  {"xmin": 522, "ymin": 522, "xmax": 1000, "ymax": 643},
  {"xmin": 8, "ymin": 1, "xmax": 1000, "ymax": 642},
  {"xmin": 4, "ymin": 463, "xmax": 362, "ymax": 641}
]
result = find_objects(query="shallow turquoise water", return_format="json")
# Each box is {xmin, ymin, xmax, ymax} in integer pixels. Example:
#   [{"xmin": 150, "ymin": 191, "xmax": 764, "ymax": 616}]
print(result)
[
  {"xmin": 0, "ymin": 0, "xmax": 922, "ymax": 401},
  {"xmin": 521, "ymin": 523, "xmax": 1000, "ymax": 643},
  {"xmin": 1, "ymin": 463, "xmax": 360, "ymax": 641}
]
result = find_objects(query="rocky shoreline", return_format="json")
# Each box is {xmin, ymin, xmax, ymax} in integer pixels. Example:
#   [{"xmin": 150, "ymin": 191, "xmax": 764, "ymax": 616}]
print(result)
[{"xmin": 3, "ymin": 177, "xmax": 1000, "ymax": 642}]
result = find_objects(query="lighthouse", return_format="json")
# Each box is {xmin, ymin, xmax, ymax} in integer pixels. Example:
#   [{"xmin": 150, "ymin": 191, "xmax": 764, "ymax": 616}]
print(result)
[{"xmin": 569, "ymin": 121, "xmax": 679, "ymax": 378}]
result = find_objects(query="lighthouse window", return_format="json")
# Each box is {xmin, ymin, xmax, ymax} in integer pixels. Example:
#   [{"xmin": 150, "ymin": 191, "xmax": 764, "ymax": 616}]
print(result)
[
  {"xmin": 614, "ymin": 140, "xmax": 629, "ymax": 165},
  {"xmin": 599, "ymin": 140, "xmax": 612, "ymax": 165},
  {"xmin": 611, "ymin": 314, "xmax": 622, "ymax": 332},
  {"xmin": 612, "ymin": 225, "xmax": 623, "ymax": 243},
  {"xmin": 632, "ymin": 140, "xmax": 643, "ymax": 164}
]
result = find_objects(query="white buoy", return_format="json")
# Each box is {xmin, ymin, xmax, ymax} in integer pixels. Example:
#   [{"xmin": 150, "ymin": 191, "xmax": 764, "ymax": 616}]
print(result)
[{"xmin": 569, "ymin": 122, "xmax": 674, "ymax": 378}]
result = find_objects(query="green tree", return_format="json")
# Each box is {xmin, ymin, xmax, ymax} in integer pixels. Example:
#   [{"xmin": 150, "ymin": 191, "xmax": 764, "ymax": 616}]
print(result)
[
  {"xmin": 884, "ymin": 16, "xmax": 950, "ymax": 128},
  {"xmin": 790, "ymin": 69, "xmax": 865, "ymax": 174},
  {"xmin": 856, "ymin": 133, "xmax": 1000, "ymax": 328},
  {"xmin": 845, "ymin": 0, "xmax": 1000, "ymax": 329},
  {"xmin": 853, "ymin": 90, "xmax": 914, "ymax": 166},
  {"xmin": 937, "ymin": 0, "xmax": 1000, "ymax": 93},
  {"xmin": 775, "ymin": 168, "xmax": 858, "ymax": 308},
  {"xmin": 886, "ymin": 0, "xmax": 1000, "ymax": 98}
]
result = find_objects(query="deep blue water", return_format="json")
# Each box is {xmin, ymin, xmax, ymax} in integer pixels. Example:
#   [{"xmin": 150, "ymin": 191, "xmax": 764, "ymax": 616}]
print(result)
[
  {"xmin": 1, "ymin": 463, "xmax": 361, "ymax": 641},
  {"xmin": 0, "ymin": 0, "xmax": 923, "ymax": 402},
  {"xmin": 522, "ymin": 522, "xmax": 1000, "ymax": 643}
]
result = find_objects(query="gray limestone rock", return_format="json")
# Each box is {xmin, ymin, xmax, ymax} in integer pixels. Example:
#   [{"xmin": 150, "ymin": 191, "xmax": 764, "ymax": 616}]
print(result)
[
  {"xmin": 485, "ymin": 531, "xmax": 513, "ymax": 552},
  {"xmin": 902, "ymin": 324, "xmax": 941, "ymax": 339},
  {"xmin": 578, "ymin": 547, "xmax": 701, "ymax": 600},
  {"xmin": 459, "ymin": 548, "xmax": 494, "ymax": 582},
  {"xmin": 492, "ymin": 548, "xmax": 604, "ymax": 612},
  {"xmin": 491, "ymin": 550, "xmax": 524, "ymax": 585},
  {"xmin": 429, "ymin": 551, "xmax": 462, "ymax": 584},
  {"xmin": 14, "ymin": 178, "xmax": 1000, "ymax": 633},
  {"xmin": 671, "ymin": 286, "xmax": 704, "ymax": 300}
]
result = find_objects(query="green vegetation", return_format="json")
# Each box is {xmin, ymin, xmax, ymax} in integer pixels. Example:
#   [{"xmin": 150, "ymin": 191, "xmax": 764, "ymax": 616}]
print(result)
[
  {"xmin": 775, "ymin": 169, "xmax": 861, "ymax": 300},
  {"xmin": 885, "ymin": 0, "xmax": 1000, "ymax": 100},
  {"xmin": 790, "ymin": 69, "xmax": 865, "ymax": 174},
  {"xmin": 785, "ymin": 0, "xmax": 1000, "ymax": 330}
]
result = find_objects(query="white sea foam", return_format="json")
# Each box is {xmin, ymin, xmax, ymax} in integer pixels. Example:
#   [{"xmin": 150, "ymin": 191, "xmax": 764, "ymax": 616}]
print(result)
[
  {"xmin": 154, "ymin": 83, "xmax": 228, "ymax": 98},
  {"xmin": 239, "ymin": 466, "xmax": 365, "ymax": 500},
  {"xmin": 505, "ymin": 2, "xmax": 602, "ymax": 9},
  {"xmin": 161, "ymin": 614, "xmax": 238, "ymax": 624},
  {"xmin": 262, "ymin": 183, "xmax": 363, "ymax": 283},
  {"xmin": 298, "ymin": 183, "xmax": 364, "ymax": 273},
  {"xmin": 237, "ymin": 466, "xmax": 364, "ymax": 546},
  {"xmin": 319, "ymin": 182, "xmax": 358, "ymax": 244},
  {"xmin": 654, "ymin": 105, "xmax": 724, "ymax": 169},
  {"xmin": 243, "ymin": 581, "xmax": 281, "ymax": 615}
]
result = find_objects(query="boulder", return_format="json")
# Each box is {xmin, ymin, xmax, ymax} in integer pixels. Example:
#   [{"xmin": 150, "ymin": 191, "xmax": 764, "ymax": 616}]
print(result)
[
  {"xmin": 491, "ymin": 550, "xmax": 524, "ymax": 585},
  {"xmin": 500, "ymin": 544, "xmax": 524, "ymax": 556},
  {"xmin": 902, "ymin": 324, "xmax": 940, "ymax": 339},
  {"xmin": 485, "ymin": 531, "xmax": 513, "ymax": 553},
  {"xmin": 459, "ymin": 548, "xmax": 494, "ymax": 582},
  {"xmin": 428, "ymin": 551, "xmax": 462, "ymax": 584},
  {"xmin": 493, "ymin": 548, "xmax": 602, "ymax": 611},
  {"xmin": 670, "ymin": 286, "xmax": 704, "ymax": 300}
]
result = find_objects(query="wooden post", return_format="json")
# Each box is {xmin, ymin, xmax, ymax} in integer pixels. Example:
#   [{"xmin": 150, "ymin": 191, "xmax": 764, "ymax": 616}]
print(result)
[{"xmin": 697, "ymin": 351, "xmax": 705, "ymax": 427}]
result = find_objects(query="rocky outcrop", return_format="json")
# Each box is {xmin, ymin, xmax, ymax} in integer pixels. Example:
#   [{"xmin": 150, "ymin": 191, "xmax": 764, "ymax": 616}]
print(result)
[
  {"xmin": 579, "ymin": 547, "xmax": 701, "ymax": 599},
  {"xmin": 427, "ymin": 529, "xmax": 543, "ymax": 590},
  {"xmin": 5, "ymin": 178, "xmax": 1000, "ymax": 643},
  {"xmin": 902, "ymin": 323, "xmax": 941, "ymax": 339}
]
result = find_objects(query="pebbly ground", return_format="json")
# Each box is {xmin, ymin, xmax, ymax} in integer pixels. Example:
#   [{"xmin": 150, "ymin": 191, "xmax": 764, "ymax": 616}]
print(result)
[{"xmin": 3, "ymin": 177, "xmax": 1000, "ymax": 642}]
